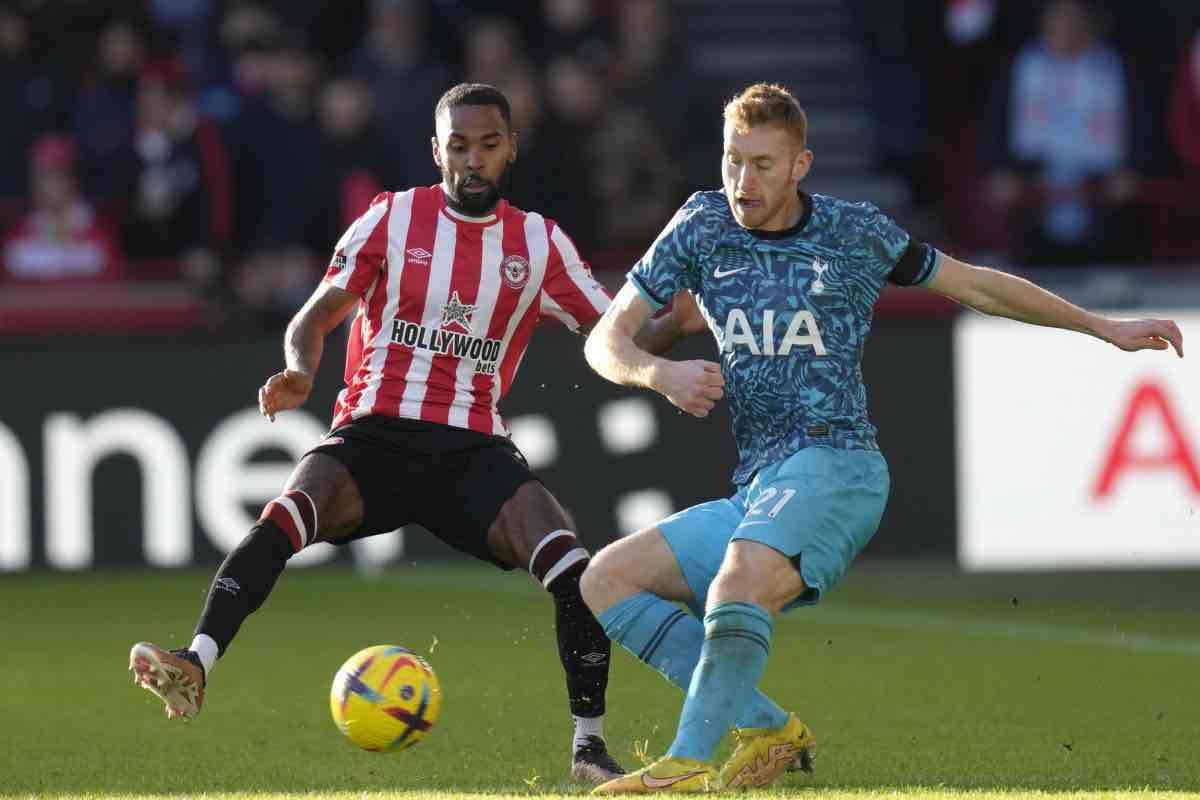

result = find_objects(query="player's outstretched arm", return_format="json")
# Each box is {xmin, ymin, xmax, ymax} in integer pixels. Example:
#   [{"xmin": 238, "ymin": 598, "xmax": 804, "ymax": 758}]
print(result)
[
  {"xmin": 584, "ymin": 282, "xmax": 724, "ymax": 418},
  {"xmin": 258, "ymin": 283, "xmax": 360, "ymax": 421},
  {"xmin": 926, "ymin": 255, "xmax": 1184, "ymax": 357}
]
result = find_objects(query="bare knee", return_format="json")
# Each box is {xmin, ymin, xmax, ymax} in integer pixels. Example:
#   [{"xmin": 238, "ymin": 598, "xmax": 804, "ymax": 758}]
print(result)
[
  {"xmin": 708, "ymin": 541, "xmax": 805, "ymax": 614},
  {"xmin": 581, "ymin": 528, "xmax": 693, "ymax": 615},
  {"xmin": 580, "ymin": 546, "xmax": 625, "ymax": 614},
  {"xmin": 708, "ymin": 564, "xmax": 762, "ymax": 607}
]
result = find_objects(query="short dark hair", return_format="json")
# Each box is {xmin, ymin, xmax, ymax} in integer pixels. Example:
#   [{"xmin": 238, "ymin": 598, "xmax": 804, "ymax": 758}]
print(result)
[{"xmin": 434, "ymin": 83, "xmax": 512, "ymax": 129}]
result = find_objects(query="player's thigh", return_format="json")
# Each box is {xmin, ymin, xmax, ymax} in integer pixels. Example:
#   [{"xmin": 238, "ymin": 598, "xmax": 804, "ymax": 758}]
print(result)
[
  {"xmin": 301, "ymin": 429, "xmax": 422, "ymax": 545},
  {"xmin": 732, "ymin": 447, "xmax": 889, "ymax": 610},
  {"xmin": 582, "ymin": 526, "xmax": 694, "ymax": 615},
  {"xmin": 654, "ymin": 497, "xmax": 746, "ymax": 618},
  {"xmin": 486, "ymin": 479, "xmax": 574, "ymax": 570},
  {"xmin": 417, "ymin": 436, "xmax": 551, "ymax": 570},
  {"xmin": 276, "ymin": 452, "xmax": 365, "ymax": 543}
]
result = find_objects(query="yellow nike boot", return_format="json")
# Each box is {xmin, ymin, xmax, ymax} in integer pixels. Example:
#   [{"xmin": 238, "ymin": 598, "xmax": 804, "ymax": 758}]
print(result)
[
  {"xmin": 717, "ymin": 712, "xmax": 815, "ymax": 789},
  {"xmin": 592, "ymin": 755, "xmax": 717, "ymax": 794}
]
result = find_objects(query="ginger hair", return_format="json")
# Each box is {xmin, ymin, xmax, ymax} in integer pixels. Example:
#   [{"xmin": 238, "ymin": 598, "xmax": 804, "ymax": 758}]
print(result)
[{"xmin": 723, "ymin": 83, "xmax": 808, "ymax": 148}]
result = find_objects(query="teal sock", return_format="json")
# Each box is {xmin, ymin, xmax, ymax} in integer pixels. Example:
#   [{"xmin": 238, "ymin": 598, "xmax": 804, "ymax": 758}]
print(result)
[
  {"xmin": 597, "ymin": 593, "xmax": 787, "ymax": 730},
  {"xmin": 667, "ymin": 601, "xmax": 774, "ymax": 762}
]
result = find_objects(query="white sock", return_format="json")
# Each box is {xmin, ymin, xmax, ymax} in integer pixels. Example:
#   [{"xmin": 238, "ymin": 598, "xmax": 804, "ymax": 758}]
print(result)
[
  {"xmin": 190, "ymin": 634, "xmax": 218, "ymax": 675},
  {"xmin": 573, "ymin": 714, "xmax": 604, "ymax": 751}
]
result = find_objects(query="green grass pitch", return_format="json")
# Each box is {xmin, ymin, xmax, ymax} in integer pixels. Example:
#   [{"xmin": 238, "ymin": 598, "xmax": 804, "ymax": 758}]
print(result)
[{"xmin": 2, "ymin": 561, "xmax": 1198, "ymax": 799}]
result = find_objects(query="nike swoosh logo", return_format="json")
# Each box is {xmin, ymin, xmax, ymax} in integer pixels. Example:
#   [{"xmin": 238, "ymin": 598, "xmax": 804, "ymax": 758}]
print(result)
[
  {"xmin": 713, "ymin": 266, "xmax": 750, "ymax": 278},
  {"xmin": 642, "ymin": 770, "xmax": 707, "ymax": 789}
]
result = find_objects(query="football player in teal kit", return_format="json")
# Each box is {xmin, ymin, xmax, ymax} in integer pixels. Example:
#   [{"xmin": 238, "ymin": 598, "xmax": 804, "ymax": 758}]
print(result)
[{"xmin": 580, "ymin": 83, "xmax": 1184, "ymax": 794}]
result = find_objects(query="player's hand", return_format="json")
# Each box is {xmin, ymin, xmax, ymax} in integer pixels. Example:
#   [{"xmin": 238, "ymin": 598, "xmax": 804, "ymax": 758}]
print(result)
[
  {"xmin": 258, "ymin": 368, "xmax": 315, "ymax": 421},
  {"xmin": 1099, "ymin": 318, "xmax": 1184, "ymax": 357},
  {"xmin": 653, "ymin": 359, "xmax": 724, "ymax": 418}
]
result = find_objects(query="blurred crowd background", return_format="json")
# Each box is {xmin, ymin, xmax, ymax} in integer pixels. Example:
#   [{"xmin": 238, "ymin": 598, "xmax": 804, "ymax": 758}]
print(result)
[{"xmin": 2, "ymin": 0, "xmax": 1198, "ymax": 330}]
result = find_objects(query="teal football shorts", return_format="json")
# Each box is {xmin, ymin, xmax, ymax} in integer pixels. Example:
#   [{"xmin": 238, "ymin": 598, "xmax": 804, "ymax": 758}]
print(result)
[{"xmin": 658, "ymin": 447, "xmax": 889, "ymax": 615}]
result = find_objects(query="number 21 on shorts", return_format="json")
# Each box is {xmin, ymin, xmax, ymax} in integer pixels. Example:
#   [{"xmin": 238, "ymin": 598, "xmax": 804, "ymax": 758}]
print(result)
[{"xmin": 746, "ymin": 487, "xmax": 796, "ymax": 519}]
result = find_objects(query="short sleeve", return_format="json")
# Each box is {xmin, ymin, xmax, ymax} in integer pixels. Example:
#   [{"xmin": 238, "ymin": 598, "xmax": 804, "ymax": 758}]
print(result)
[
  {"xmin": 539, "ymin": 222, "xmax": 612, "ymax": 331},
  {"xmin": 323, "ymin": 192, "xmax": 392, "ymax": 297},
  {"xmin": 857, "ymin": 203, "xmax": 910, "ymax": 274},
  {"xmin": 626, "ymin": 193, "xmax": 707, "ymax": 310},
  {"xmin": 849, "ymin": 202, "xmax": 941, "ymax": 287}
]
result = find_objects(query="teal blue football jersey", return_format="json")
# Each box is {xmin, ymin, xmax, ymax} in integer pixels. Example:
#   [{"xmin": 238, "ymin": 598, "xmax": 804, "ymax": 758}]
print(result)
[{"xmin": 629, "ymin": 190, "xmax": 941, "ymax": 485}]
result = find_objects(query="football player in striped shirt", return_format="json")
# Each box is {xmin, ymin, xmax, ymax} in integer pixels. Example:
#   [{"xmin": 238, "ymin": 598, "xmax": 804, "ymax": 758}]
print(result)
[
  {"xmin": 580, "ymin": 82, "xmax": 1183, "ymax": 793},
  {"xmin": 129, "ymin": 83, "xmax": 702, "ymax": 784}
]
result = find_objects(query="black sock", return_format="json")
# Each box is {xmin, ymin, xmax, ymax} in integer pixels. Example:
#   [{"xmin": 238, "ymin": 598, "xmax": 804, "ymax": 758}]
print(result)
[
  {"xmin": 194, "ymin": 520, "xmax": 295, "ymax": 656},
  {"xmin": 547, "ymin": 560, "xmax": 610, "ymax": 720}
]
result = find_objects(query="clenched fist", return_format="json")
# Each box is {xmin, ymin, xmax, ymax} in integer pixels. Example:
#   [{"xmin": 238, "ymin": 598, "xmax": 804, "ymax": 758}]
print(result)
[{"xmin": 653, "ymin": 359, "xmax": 725, "ymax": 418}]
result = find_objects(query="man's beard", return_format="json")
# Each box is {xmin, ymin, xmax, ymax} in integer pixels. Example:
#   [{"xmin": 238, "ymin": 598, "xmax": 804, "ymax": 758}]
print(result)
[{"xmin": 443, "ymin": 167, "xmax": 509, "ymax": 216}]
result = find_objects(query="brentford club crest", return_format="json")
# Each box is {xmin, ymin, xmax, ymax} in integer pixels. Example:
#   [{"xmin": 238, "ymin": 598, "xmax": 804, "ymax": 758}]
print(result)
[{"xmin": 501, "ymin": 254, "xmax": 530, "ymax": 289}]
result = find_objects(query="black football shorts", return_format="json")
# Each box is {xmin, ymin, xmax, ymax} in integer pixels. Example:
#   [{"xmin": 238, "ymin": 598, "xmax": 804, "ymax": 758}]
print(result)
[{"xmin": 306, "ymin": 414, "xmax": 540, "ymax": 569}]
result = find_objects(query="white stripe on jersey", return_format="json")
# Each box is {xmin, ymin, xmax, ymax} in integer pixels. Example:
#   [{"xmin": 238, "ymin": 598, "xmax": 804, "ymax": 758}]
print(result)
[
  {"xmin": 550, "ymin": 224, "xmax": 610, "ymax": 314},
  {"xmin": 539, "ymin": 292, "xmax": 580, "ymax": 331},
  {"xmin": 489, "ymin": 213, "xmax": 550, "ymax": 435},
  {"xmin": 327, "ymin": 199, "xmax": 390, "ymax": 292},
  {"xmin": 447, "ymin": 220, "xmax": 504, "ymax": 430},
  {"xmin": 397, "ymin": 212, "xmax": 459, "ymax": 419},
  {"xmin": 352, "ymin": 190, "xmax": 414, "ymax": 419}
]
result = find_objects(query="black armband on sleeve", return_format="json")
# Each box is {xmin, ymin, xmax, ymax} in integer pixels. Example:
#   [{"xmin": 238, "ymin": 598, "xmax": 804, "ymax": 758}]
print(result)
[{"xmin": 888, "ymin": 240, "xmax": 938, "ymax": 287}]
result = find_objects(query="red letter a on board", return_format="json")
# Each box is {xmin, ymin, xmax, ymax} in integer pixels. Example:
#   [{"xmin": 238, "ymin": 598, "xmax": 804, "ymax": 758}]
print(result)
[{"xmin": 1093, "ymin": 382, "xmax": 1200, "ymax": 499}]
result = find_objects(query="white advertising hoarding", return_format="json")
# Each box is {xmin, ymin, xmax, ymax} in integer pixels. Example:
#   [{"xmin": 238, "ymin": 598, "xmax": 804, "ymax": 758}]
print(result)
[{"xmin": 956, "ymin": 312, "xmax": 1199, "ymax": 570}]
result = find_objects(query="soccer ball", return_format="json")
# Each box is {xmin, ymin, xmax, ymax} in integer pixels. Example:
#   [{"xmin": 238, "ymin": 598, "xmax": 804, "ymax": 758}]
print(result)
[{"xmin": 329, "ymin": 645, "xmax": 442, "ymax": 752}]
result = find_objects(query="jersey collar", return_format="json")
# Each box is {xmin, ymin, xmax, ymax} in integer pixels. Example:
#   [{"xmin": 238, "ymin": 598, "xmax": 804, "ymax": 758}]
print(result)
[{"xmin": 436, "ymin": 185, "xmax": 505, "ymax": 226}]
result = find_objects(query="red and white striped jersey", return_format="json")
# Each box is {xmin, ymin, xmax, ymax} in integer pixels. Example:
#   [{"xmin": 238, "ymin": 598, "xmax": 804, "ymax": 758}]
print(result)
[{"xmin": 322, "ymin": 185, "xmax": 611, "ymax": 435}]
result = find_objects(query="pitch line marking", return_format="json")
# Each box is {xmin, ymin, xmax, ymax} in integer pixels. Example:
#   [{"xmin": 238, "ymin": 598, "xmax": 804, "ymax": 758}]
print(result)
[{"xmin": 807, "ymin": 606, "xmax": 1200, "ymax": 657}]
